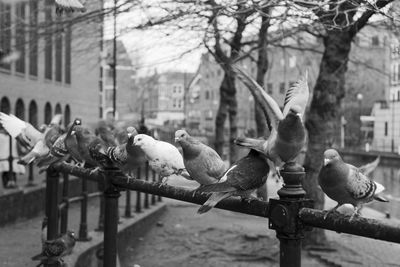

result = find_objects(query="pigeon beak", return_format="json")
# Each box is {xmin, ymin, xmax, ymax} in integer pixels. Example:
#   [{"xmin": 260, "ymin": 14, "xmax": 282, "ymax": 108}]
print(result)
[
  {"xmin": 174, "ymin": 137, "xmax": 179, "ymax": 142},
  {"xmin": 324, "ymin": 158, "xmax": 330, "ymax": 166}
]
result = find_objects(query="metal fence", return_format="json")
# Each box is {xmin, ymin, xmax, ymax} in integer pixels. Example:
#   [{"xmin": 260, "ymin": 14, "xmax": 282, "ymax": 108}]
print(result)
[{"xmin": 39, "ymin": 160, "xmax": 400, "ymax": 267}]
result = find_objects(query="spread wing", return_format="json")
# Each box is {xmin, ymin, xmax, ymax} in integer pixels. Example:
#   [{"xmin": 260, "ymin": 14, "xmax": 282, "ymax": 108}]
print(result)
[
  {"xmin": 282, "ymin": 70, "xmax": 309, "ymax": 117},
  {"xmin": 232, "ymin": 66, "xmax": 283, "ymax": 130},
  {"xmin": 358, "ymin": 156, "xmax": 380, "ymax": 176}
]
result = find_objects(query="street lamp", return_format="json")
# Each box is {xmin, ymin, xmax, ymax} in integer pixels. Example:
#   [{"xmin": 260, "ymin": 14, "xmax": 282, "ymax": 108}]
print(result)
[{"xmin": 356, "ymin": 93, "xmax": 363, "ymax": 148}]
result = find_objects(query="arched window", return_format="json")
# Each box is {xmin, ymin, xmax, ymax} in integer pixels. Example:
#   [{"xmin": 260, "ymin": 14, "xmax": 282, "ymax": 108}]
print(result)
[
  {"xmin": 29, "ymin": 100, "xmax": 38, "ymax": 127},
  {"xmin": 0, "ymin": 97, "xmax": 11, "ymax": 114},
  {"xmin": 55, "ymin": 103, "xmax": 62, "ymax": 115},
  {"xmin": 15, "ymin": 98, "xmax": 25, "ymax": 119},
  {"xmin": 64, "ymin": 104, "xmax": 71, "ymax": 128},
  {"xmin": 44, "ymin": 102, "xmax": 52, "ymax": 124}
]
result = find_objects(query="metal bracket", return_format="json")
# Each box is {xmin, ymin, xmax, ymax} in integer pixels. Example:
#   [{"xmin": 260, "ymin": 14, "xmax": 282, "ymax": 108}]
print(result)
[{"xmin": 268, "ymin": 198, "xmax": 314, "ymax": 239}]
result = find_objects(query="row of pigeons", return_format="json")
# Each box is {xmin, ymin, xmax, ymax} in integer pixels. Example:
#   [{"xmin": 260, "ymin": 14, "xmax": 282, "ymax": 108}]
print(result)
[{"xmin": 0, "ymin": 66, "xmax": 388, "ymax": 221}]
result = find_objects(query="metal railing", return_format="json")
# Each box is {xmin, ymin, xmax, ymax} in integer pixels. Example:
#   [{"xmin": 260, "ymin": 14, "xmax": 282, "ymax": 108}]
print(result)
[
  {"xmin": 42, "ymin": 161, "xmax": 400, "ymax": 267},
  {"xmin": 42, "ymin": 161, "xmax": 161, "ymax": 267}
]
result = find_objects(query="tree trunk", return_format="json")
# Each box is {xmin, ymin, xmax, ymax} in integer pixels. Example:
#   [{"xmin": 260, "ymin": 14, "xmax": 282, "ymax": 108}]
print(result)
[
  {"xmin": 254, "ymin": 12, "xmax": 271, "ymax": 138},
  {"xmin": 303, "ymin": 31, "xmax": 352, "ymax": 246},
  {"xmin": 215, "ymin": 73, "xmax": 232, "ymax": 159}
]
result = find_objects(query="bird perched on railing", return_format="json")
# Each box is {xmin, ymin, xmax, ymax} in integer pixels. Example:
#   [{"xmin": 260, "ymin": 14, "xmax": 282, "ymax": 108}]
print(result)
[
  {"xmin": 71, "ymin": 123, "xmax": 114, "ymax": 170},
  {"xmin": 0, "ymin": 113, "xmax": 63, "ymax": 165},
  {"xmin": 318, "ymin": 149, "xmax": 388, "ymax": 221},
  {"xmin": 36, "ymin": 132, "xmax": 70, "ymax": 171},
  {"xmin": 175, "ymin": 129, "xmax": 227, "ymax": 187},
  {"xmin": 32, "ymin": 230, "xmax": 76, "ymax": 266},
  {"xmin": 65, "ymin": 118, "xmax": 85, "ymax": 166},
  {"xmin": 197, "ymin": 149, "xmax": 269, "ymax": 214},
  {"xmin": 95, "ymin": 120, "xmax": 117, "ymax": 147},
  {"xmin": 133, "ymin": 134, "xmax": 191, "ymax": 183},
  {"xmin": 232, "ymin": 67, "xmax": 308, "ymax": 175},
  {"xmin": 106, "ymin": 126, "xmax": 147, "ymax": 173}
]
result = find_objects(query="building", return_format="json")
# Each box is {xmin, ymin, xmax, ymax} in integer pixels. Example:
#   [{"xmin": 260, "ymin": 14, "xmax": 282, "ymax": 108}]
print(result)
[
  {"xmin": 133, "ymin": 71, "xmax": 194, "ymax": 127},
  {"xmin": 0, "ymin": 0, "xmax": 102, "ymax": 129},
  {"xmin": 187, "ymin": 24, "xmax": 395, "ymax": 150},
  {"xmin": 101, "ymin": 40, "xmax": 135, "ymax": 120}
]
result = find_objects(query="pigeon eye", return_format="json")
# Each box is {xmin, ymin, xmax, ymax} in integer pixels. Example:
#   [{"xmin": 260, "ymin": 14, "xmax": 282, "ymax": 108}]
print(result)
[{"xmin": 181, "ymin": 134, "xmax": 185, "ymax": 138}]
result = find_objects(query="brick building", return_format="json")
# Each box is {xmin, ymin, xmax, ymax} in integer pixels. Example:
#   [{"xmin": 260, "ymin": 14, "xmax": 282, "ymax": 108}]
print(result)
[{"xmin": 0, "ymin": 0, "xmax": 102, "ymax": 128}]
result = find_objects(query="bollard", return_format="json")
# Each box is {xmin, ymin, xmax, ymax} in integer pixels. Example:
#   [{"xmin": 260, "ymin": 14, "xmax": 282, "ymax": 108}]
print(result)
[
  {"xmin": 78, "ymin": 178, "xmax": 91, "ymax": 241},
  {"xmin": 268, "ymin": 162, "xmax": 313, "ymax": 267},
  {"xmin": 135, "ymin": 167, "xmax": 142, "ymax": 213},
  {"xmin": 103, "ymin": 168, "xmax": 121, "ymax": 267}
]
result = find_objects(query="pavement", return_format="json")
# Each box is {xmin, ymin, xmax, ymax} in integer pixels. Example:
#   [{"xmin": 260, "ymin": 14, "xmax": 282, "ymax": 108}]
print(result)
[{"xmin": 0, "ymin": 175, "xmax": 400, "ymax": 267}]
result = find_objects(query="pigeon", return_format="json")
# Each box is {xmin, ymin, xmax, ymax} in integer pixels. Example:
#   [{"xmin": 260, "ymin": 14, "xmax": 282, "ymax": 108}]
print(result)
[
  {"xmin": 133, "ymin": 134, "xmax": 191, "ymax": 183},
  {"xmin": 36, "ymin": 133, "xmax": 70, "ymax": 170},
  {"xmin": 72, "ymin": 124, "xmax": 113, "ymax": 169},
  {"xmin": 232, "ymin": 67, "xmax": 308, "ymax": 173},
  {"xmin": 32, "ymin": 230, "xmax": 76, "ymax": 264},
  {"xmin": 65, "ymin": 118, "xmax": 85, "ymax": 166},
  {"xmin": 0, "ymin": 112, "xmax": 43, "ymax": 150},
  {"xmin": 106, "ymin": 127, "xmax": 146, "ymax": 172},
  {"xmin": 175, "ymin": 129, "xmax": 226, "ymax": 186},
  {"xmin": 17, "ymin": 115, "xmax": 64, "ymax": 166},
  {"xmin": 318, "ymin": 149, "xmax": 388, "ymax": 221},
  {"xmin": 95, "ymin": 120, "xmax": 117, "ymax": 147},
  {"xmin": 197, "ymin": 149, "xmax": 269, "ymax": 214}
]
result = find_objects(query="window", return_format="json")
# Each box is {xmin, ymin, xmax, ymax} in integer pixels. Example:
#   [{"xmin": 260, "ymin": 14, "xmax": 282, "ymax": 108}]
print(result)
[
  {"xmin": 15, "ymin": 3, "xmax": 26, "ymax": 74},
  {"xmin": 385, "ymin": 122, "xmax": 388, "ymax": 136},
  {"xmin": 65, "ymin": 23, "xmax": 72, "ymax": 84},
  {"xmin": 205, "ymin": 91, "xmax": 210, "ymax": 100},
  {"xmin": 15, "ymin": 99, "xmax": 25, "ymax": 119},
  {"xmin": 55, "ymin": 103, "xmax": 62, "ymax": 115},
  {"xmin": 372, "ymin": 36, "xmax": 380, "ymax": 46},
  {"xmin": 55, "ymin": 17, "xmax": 63, "ymax": 82},
  {"xmin": 279, "ymin": 82, "xmax": 285, "ymax": 94},
  {"xmin": 29, "ymin": 0, "xmax": 38, "ymax": 76},
  {"xmin": 44, "ymin": 102, "xmax": 52, "ymax": 124},
  {"xmin": 267, "ymin": 83, "xmax": 273, "ymax": 94},
  {"xmin": 0, "ymin": 3, "xmax": 11, "ymax": 71},
  {"xmin": 0, "ymin": 97, "xmax": 10, "ymax": 114},
  {"xmin": 29, "ymin": 101, "xmax": 38, "ymax": 127},
  {"xmin": 392, "ymin": 64, "xmax": 399, "ymax": 84},
  {"xmin": 64, "ymin": 105, "xmax": 70, "ymax": 128},
  {"xmin": 44, "ymin": 0, "xmax": 52, "ymax": 80}
]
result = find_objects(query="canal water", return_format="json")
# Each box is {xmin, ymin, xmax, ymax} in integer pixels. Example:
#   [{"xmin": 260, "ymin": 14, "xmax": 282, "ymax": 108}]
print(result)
[{"xmin": 344, "ymin": 156, "xmax": 400, "ymax": 219}]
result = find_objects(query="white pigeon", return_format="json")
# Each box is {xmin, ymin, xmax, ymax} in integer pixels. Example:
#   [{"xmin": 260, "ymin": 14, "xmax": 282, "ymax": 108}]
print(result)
[
  {"xmin": 319, "ymin": 149, "xmax": 388, "ymax": 221},
  {"xmin": 133, "ymin": 134, "xmax": 191, "ymax": 183}
]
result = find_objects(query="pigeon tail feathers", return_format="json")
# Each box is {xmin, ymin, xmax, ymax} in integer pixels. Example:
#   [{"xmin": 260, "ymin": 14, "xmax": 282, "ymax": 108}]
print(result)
[{"xmin": 197, "ymin": 192, "xmax": 232, "ymax": 214}]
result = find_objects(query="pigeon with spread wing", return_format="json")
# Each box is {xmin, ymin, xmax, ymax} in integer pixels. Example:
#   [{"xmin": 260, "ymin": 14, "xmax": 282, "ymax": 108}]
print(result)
[{"xmin": 233, "ymin": 67, "xmax": 308, "ymax": 172}]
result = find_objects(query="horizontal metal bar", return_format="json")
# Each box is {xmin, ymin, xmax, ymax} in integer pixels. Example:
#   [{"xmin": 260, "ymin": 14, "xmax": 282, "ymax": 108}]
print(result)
[
  {"xmin": 53, "ymin": 162, "xmax": 103, "ymax": 182},
  {"xmin": 299, "ymin": 208, "xmax": 400, "ymax": 244},
  {"xmin": 110, "ymin": 177, "xmax": 270, "ymax": 218},
  {"xmin": 58, "ymin": 192, "xmax": 103, "ymax": 210}
]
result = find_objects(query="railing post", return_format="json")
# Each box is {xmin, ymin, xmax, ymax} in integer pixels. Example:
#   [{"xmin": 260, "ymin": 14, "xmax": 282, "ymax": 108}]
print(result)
[
  {"xmin": 60, "ymin": 172, "xmax": 69, "ymax": 234},
  {"xmin": 103, "ymin": 168, "xmax": 121, "ymax": 267},
  {"xmin": 7, "ymin": 134, "xmax": 14, "ymax": 187},
  {"xmin": 151, "ymin": 170, "xmax": 156, "ymax": 205},
  {"xmin": 135, "ymin": 167, "xmax": 142, "ymax": 213},
  {"xmin": 268, "ymin": 162, "xmax": 313, "ymax": 267},
  {"xmin": 144, "ymin": 163, "xmax": 149, "ymax": 209},
  {"xmin": 44, "ymin": 166, "xmax": 61, "ymax": 267},
  {"xmin": 78, "ymin": 178, "xmax": 91, "ymax": 241},
  {"xmin": 26, "ymin": 163, "xmax": 36, "ymax": 187},
  {"xmin": 124, "ymin": 171, "xmax": 133, "ymax": 218},
  {"xmin": 96, "ymin": 180, "xmax": 105, "ymax": 232}
]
